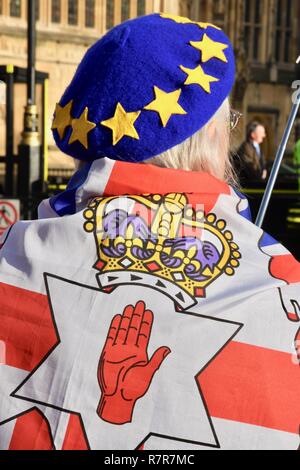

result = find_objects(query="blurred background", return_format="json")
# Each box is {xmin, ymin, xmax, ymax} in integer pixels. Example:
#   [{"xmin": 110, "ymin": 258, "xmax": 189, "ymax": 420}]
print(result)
[{"xmin": 0, "ymin": 0, "xmax": 299, "ymax": 257}]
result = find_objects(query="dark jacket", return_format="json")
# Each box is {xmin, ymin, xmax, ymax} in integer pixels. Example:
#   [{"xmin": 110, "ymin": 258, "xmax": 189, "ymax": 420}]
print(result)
[{"xmin": 235, "ymin": 140, "xmax": 266, "ymax": 185}]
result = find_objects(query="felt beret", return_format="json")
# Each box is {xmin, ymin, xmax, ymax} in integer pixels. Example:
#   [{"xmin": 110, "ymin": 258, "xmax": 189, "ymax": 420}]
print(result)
[{"xmin": 52, "ymin": 13, "xmax": 236, "ymax": 163}]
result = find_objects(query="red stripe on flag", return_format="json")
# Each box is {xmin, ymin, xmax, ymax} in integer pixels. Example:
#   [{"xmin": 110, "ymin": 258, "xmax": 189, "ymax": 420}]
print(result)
[
  {"xmin": 198, "ymin": 341, "xmax": 300, "ymax": 435},
  {"xmin": 62, "ymin": 414, "xmax": 89, "ymax": 450},
  {"xmin": 0, "ymin": 283, "xmax": 56, "ymax": 371},
  {"xmin": 9, "ymin": 410, "xmax": 54, "ymax": 450},
  {"xmin": 287, "ymin": 312, "xmax": 300, "ymax": 322},
  {"xmin": 270, "ymin": 254, "xmax": 300, "ymax": 284},
  {"xmin": 104, "ymin": 162, "xmax": 230, "ymax": 214}
]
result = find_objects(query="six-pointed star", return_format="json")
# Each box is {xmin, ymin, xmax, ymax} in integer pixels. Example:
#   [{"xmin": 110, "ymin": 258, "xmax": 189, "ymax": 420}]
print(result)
[
  {"xmin": 13, "ymin": 274, "xmax": 242, "ymax": 450},
  {"xmin": 0, "ymin": 364, "xmax": 71, "ymax": 450}
]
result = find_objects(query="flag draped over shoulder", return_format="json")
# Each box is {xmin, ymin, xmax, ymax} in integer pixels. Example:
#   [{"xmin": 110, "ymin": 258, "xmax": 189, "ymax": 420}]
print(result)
[{"xmin": 0, "ymin": 159, "xmax": 299, "ymax": 451}]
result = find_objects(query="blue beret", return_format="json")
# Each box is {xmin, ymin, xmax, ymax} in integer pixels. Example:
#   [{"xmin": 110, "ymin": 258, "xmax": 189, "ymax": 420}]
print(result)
[{"xmin": 52, "ymin": 13, "xmax": 235, "ymax": 163}]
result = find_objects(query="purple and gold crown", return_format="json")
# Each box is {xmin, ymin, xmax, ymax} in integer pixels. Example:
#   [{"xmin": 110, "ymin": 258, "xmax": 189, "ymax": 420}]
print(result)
[{"xmin": 84, "ymin": 193, "xmax": 241, "ymax": 310}]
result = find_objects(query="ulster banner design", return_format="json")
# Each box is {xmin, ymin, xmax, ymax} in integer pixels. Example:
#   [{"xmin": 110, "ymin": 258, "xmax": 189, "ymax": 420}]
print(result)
[{"xmin": 0, "ymin": 159, "xmax": 299, "ymax": 450}]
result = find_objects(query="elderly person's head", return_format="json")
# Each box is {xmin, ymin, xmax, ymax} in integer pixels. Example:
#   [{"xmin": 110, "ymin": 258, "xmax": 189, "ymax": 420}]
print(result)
[
  {"xmin": 52, "ymin": 13, "xmax": 236, "ymax": 185},
  {"xmin": 147, "ymin": 98, "xmax": 233, "ymax": 182}
]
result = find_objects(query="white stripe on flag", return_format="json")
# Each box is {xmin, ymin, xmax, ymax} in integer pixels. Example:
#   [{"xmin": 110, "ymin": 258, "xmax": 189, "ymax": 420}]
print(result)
[
  {"xmin": 0, "ymin": 419, "xmax": 15, "ymax": 450},
  {"xmin": 142, "ymin": 418, "xmax": 299, "ymax": 450},
  {"xmin": 75, "ymin": 158, "xmax": 115, "ymax": 211}
]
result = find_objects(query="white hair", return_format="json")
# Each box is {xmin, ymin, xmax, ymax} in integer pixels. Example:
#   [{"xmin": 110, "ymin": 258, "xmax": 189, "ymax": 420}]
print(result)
[
  {"xmin": 74, "ymin": 98, "xmax": 237, "ymax": 185},
  {"xmin": 146, "ymin": 98, "xmax": 237, "ymax": 186}
]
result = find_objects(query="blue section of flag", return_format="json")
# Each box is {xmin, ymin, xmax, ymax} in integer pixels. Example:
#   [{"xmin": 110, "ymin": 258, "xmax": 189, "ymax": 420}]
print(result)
[
  {"xmin": 234, "ymin": 190, "xmax": 252, "ymax": 222},
  {"xmin": 49, "ymin": 162, "xmax": 92, "ymax": 216},
  {"xmin": 259, "ymin": 232, "xmax": 278, "ymax": 248},
  {"xmin": 239, "ymin": 207, "xmax": 252, "ymax": 222}
]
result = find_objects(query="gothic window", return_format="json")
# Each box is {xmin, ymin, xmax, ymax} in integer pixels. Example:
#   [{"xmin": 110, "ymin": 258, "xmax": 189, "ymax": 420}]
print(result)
[
  {"xmin": 86, "ymin": 0, "xmax": 95, "ymax": 28},
  {"xmin": 137, "ymin": 0, "xmax": 146, "ymax": 17},
  {"xmin": 106, "ymin": 0, "xmax": 114, "ymax": 30},
  {"xmin": 243, "ymin": 0, "xmax": 262, "ymax": 62},
  {"xmin": 121, "ymin": 0, "xmax": 130, "ymax": 22},
  {"xmin": 10, "ymin": 0, "xmax": 21, "ymax": 17},
  {"xmin": 36, "ymin": 0, "xmax": 40, "ymax": 20},
  {"xmin": 68, "ymin": 0, "xmax": 78, "ymax": 26},
  {"xmin": 51, "ymin": 0, "xmax": 61, "ymax": 23},
  {"xmin": 275, "ymin": 0, "xmax": 293, "ymax": 63}
]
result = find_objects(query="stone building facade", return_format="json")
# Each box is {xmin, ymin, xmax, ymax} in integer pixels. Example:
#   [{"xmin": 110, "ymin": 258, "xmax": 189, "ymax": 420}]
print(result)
[
  {"xmin": 181, "ymin": 0, "xmax": 300, "ymax": 159},
  {"xmin": 0, "ymin": 0, "xmax": 299, "ymax": 172}
]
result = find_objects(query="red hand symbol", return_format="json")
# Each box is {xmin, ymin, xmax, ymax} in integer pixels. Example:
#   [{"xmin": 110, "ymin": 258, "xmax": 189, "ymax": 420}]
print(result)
[{"xmin": 97, "ymin": 301, "xmax": 171, "ymax": 425}]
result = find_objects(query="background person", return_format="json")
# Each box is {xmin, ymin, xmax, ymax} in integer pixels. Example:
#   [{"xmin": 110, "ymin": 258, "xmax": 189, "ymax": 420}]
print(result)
[{"xmin": 236, "ymin": 121, "xmax": 267, "ymax": 186}]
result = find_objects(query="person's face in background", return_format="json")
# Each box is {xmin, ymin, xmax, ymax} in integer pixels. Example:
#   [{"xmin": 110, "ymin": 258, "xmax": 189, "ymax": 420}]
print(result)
[{"xmin": 251, "ymin": 125, "xmax": 266, "ymax": 145}]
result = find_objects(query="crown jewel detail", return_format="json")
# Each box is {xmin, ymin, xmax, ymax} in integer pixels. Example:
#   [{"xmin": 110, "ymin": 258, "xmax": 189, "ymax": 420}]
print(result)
[{"xmin": 84, "ymin": 193, "xmax": 241, "ymax": 306}]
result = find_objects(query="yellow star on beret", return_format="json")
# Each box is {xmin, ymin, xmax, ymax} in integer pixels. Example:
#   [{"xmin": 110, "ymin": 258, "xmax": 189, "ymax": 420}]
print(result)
[
  {"xmin": 190, "ymin": 33, "xmax": 228, "ymax": 63},
  {"xmin": 144, "ymin": 86, "xmax": 187, "ymax": 127},
  {"xmin": 68, "ymin": 107, "xmax": 96, "ymax": 149},
  {"xmin": 160, "ymin": 13, "xmax": 220, "ymax": 30},
  {"xmin": 160, "ymin": 13, "xmax": 193, "ymax": 24},
  {"xmin": 52, "ymin": 100, "xmax": 73, "ymax": 139},
  {"xmin": 101, "ymin": 102, "xmax": 141, "ymax": 146},
  {"xmin": 180, "ymin": 65, "xmax": 219, "ymax": 93},
  {"xmin": 197, "ymin": 21, "xmax": 221, "ymax": 30}
]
